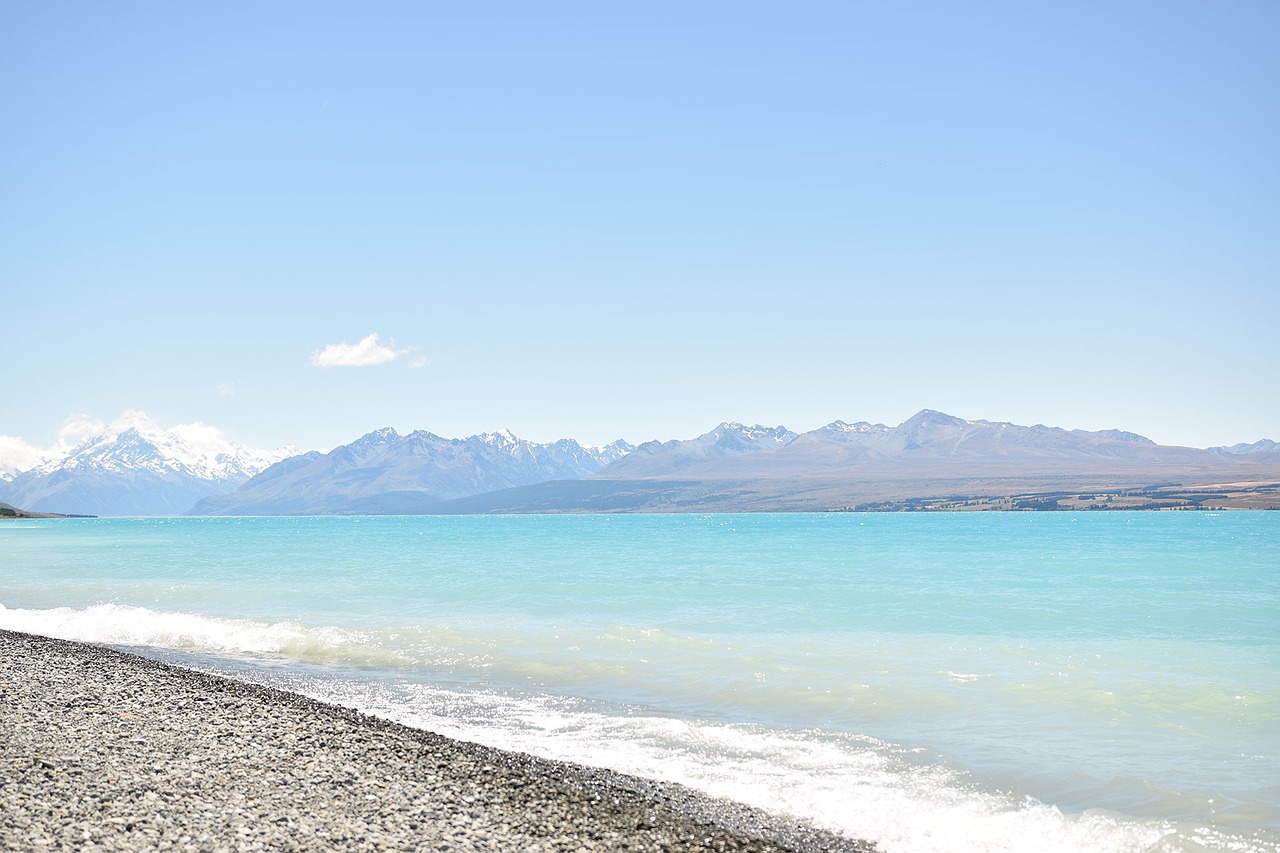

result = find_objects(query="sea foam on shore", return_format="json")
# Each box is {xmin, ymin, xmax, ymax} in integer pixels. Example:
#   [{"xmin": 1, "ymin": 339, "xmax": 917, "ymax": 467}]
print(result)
[{"xmin": 0, "ymin": 629, "xmax": 870, "ymax": 853}]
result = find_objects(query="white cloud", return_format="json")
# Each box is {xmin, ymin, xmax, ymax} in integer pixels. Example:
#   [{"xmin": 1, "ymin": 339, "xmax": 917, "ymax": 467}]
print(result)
[
  {"xmin": 170, "ymin": 421, "xmax": 225, "ymax": 452},
  {"xmin": 409, "ymin": 355, "xmax": 430, "ymax": 369},
  {"xmin": 0, "ymin": 435, "xmax": 46, "ymax": 477},
  {"xmin": 310, "ymin": 333, "xmax": 411, "ymax": 368},
  {"xmin": 0, "ymin": 415, "xmax": 113, "ymax": 476},
  {"xmin": 57, "ymin": 414, "xmax": 107, "ymax": 451},
  {"xmin": 107, "ymin": 410, "xmax": 157, "ymax": 435},
  {"xmin": 167, "ymin": 420, "xmax": 277, "ymax": 464},
  {"xmin": 219, "ymin": 383, "xmax": 235, "ymax": 396}
]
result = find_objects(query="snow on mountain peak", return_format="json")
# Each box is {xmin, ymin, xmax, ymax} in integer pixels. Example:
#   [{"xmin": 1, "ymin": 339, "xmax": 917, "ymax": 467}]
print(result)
[
  {"xmin": 589, "ymin": 439, "xmax": 635, "ymax": 461},
  {"xmin": 715, "ymin": 422, "xmax": 794, "ymax": 440},
  {"xmin": 825, "ymin": 420, "xmax": 890, "ymax": 434},
  {"xmin": 482, "ymin": 428, "xmax": 519, "ymax": 445},
  {"xmin": 16, "ymin": 412, "xmax": 297, "ymax": 484}
]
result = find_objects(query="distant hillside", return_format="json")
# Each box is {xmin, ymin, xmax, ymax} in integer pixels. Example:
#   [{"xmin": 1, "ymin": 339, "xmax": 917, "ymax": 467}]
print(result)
[
  {"xmin": 188, "ymin": 411, "xmax": 1280, "ymax": 515},
  {"xmin": 0, "ymin": 499, "xmax": 79, "ymax": 519},
  {"xmin": 188, "ymin": 428, "xmax": 634, "ymax": 516},
  {"xmin": 0, "ymin": 499, "xmax": 32, "ymax": 518}
]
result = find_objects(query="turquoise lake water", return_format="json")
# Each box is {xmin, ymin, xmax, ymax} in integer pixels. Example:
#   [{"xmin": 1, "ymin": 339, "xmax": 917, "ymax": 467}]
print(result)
[{"xmin": 2, "ymin": 512, "xmax": 1277, "ymax": 852}]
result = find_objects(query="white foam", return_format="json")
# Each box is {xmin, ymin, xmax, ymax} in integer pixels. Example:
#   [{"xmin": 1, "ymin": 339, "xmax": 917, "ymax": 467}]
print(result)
[
  {"xmin": 5, "ymin": 601, "xmax": 1273, "ymax": 853},
  {"xmin": 260, "ymin": 675, "xmax": 1186, "ymax": 853},
  {"xmin": 0, "ymin": 602, "xmax": 413, "ymax": 668}
]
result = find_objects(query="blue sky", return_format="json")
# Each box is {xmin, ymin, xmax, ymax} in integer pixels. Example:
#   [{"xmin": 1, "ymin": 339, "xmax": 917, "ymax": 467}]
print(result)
[{"xmin": 3, "ymin": 1, "xmax": 1277, "ymax": 455}]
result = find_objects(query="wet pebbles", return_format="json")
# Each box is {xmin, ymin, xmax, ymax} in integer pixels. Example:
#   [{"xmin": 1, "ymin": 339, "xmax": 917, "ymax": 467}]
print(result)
[{"xmin": 1, "ymin": 630, "xmax": 874, "ymax": 852}]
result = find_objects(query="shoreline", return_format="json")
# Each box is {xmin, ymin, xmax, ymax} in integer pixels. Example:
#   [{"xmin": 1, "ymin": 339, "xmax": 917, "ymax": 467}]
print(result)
[{"xmin": 0, "ymin": 629, "xmax": 875, "ymax": 852}]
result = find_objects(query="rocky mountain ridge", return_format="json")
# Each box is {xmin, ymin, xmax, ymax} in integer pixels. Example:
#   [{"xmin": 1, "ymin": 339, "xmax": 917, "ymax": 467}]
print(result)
[
  {"xmin": 194, "ymin": 410, "xmax": 1279, "ymax": 516},
  {"xmin": 188, "ymin": 428, "xmax": 634, "ymax": 516},
  {"xmin": 595, "ymin": 409, "xmax": 1221, "ymax": 481}
]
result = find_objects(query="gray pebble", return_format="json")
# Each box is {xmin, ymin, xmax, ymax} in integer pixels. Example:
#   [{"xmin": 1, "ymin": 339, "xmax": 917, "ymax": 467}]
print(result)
[{"xmin": 1, "ymin": 629, "xmax": 875, "ymax": 852}]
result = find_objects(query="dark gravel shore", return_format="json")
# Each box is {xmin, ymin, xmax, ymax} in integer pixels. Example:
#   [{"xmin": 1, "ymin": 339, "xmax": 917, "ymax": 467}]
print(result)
[{"xmin": 1, "ymin": 630, "xmax": 875, "ymax": 852}]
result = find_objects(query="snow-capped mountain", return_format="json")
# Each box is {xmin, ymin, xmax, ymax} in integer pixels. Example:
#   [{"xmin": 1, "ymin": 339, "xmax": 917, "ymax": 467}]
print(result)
[
  {"xmin": 0, "ymin": 412, "xmax": 298, "ymax": 516},
  {"xmin": 189, "ymin": 427, "xmax": 634, "ymax": 516}
]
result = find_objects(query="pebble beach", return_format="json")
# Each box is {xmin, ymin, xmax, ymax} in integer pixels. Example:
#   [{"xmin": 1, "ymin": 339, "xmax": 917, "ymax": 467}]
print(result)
[{"xmin": 0, "ymin": 630, "xmax": 874, "ymax": 852}]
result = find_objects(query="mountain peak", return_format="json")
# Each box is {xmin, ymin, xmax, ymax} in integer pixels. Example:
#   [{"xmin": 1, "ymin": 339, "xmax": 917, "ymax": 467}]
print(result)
[
  {"xmin": 350, "ymin": 427, "xmax": 401, "ymax": 448},
  {"xmin": 822, "ymin": 420, "xmax": 891, "ymax": 435},
  {"xmin": 706, "ymin": 423, "xmax": 797, "ymax": 453},
  {"xmin": 900, "ymin": 409, "xmax": 969, "ymax": 429},
  {"xmin": 1209, "ymin": 438, "xmax": 1280, "ymax": 457},
  {"xmin": 0, "ymin": 411, "xmax": 298, "ymax": 516},
  {"xmin": 480, "ymin": 429, "xmax": 519, "ymax": 446},
  {"xmin": 711, "ymin": 422, "xmax": 796, "ymax": 440},
  {"xmin": 1085, "ymin": 428, "xmax": 1155, "ymax": 445}
]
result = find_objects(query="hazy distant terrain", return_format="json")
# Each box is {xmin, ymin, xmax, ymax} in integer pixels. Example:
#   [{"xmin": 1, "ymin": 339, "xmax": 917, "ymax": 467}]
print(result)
[
  {"xmin": 188, "ymin": 429, "xmax": 634, "ymax": 516},
  {"xmin": 190, "ymin": 410, "xmax": 1280, "ymax": 516},
  {"xmin": 0, "ymin": 499, "xmax": 75, "ymax": 519},
  {"xmin": 6, "ymin": 410, "xmax": 1275, "ymax": 516}
]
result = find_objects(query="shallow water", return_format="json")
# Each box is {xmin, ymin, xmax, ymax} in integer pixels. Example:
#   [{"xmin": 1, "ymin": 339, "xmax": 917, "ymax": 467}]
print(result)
[{"xmin": 2, "ymin": 512, "xmax": 1277, "ymax": 852}]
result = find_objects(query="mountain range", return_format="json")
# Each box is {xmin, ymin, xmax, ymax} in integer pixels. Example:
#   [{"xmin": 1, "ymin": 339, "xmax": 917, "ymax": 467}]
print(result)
[
  {"xmin": 0, "ymin": 412, "xmax": 296, "ymax": 516},
  {"xmin": 188, "ymin": 428, "xmax": 633, "ymax": 515},
  {"xmin": 2, "ymin": 410, "xmax": 1277, "ymax": 516},
  {"xmin": 192, "ymin": 410, "xmax": 1280, "ymax": 516}
]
